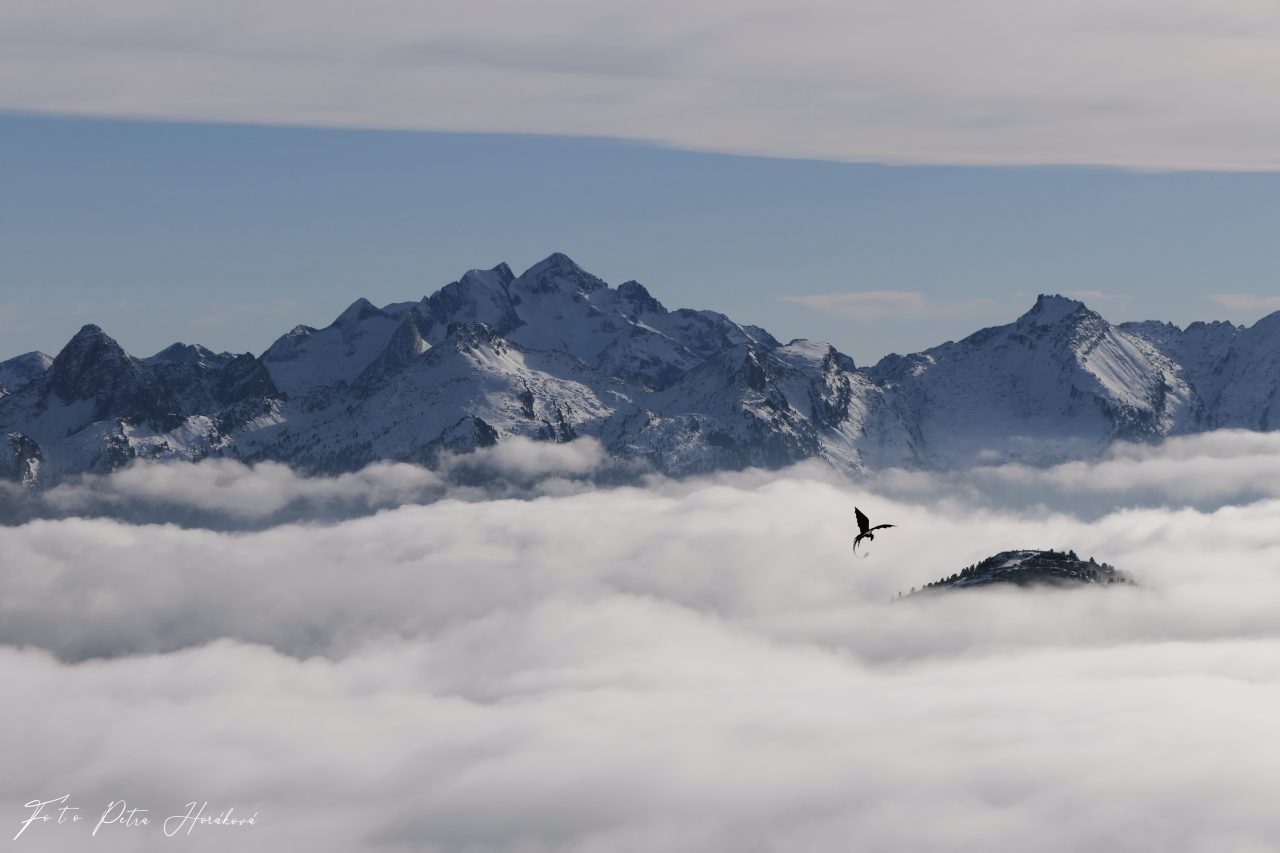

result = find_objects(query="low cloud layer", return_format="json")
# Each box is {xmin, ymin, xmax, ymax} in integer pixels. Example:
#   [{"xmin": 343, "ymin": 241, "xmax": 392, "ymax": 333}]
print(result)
[
  {"xmin": 14, "ymin": 437, "xmax": 612, "ymax": 528},
  {"xmin": 41, "ymin": 458, "xmax": 445, "ymax": 521},
  {"xmin": 5, "ymin": 431, "xmax": 1280, "ymax": 850},
  {"xmin": 10, "ymin": 635, "xmax": 1280, "ymax": 853},
  {"xmin": 7, "ymin": 0, "xmax": 1280, "ymax": 169},
  {"xmin": 875, "ymin": 430, "xmax": 1280, "ymax": 516}
]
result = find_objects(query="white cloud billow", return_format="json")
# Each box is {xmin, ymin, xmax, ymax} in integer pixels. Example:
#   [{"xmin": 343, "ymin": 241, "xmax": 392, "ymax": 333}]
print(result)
[
  {"xmin": 8, "ymin": 0, "xmax": 1280, "ymax": 170},
  {"xmin": 876, "ymin": 430, "xmax": 1280, "ymax": 513},
  {"xmin": 42, "ymin": 458, "xmax": 445, "ymax": 520},
  {"xmin": 443, "ymin": 435, "xmax": 609, "ymax": 480},
  {"xmin": 34, "ymin": 436, "xmax": 609, "ymax": 524}
]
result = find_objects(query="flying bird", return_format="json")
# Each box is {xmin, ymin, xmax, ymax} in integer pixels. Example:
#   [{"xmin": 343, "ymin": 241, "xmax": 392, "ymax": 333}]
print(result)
[{"xmin": 853, "ymin": 506, "xmax": 896, "ymax": 557}]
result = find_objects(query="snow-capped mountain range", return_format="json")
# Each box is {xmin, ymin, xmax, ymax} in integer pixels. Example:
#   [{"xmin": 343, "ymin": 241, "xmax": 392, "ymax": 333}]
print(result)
[{"xmin": 3, "ymin": 253, "xmax": 1279, "ymax": 485}]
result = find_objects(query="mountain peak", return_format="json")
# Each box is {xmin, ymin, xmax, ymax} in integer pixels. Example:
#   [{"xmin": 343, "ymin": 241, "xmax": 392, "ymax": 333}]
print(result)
[
  {"xmin": 425, "ymin": 266, "xmax": 523, "ymax": 336},
  {"xmin": 44, "ymin": 327, "xmax": 123, "ymax": 403},
  {"xmin": 518, "ymin": 252, "xmax": 606, "ymax": 294},
  {"xmin": 1, "ymin": 351, "xmax": 54, "ymax": 370},
  {"xmin": 43, "ymin": 323, "xmax": 187, "ymax": 429},
  {"xmin": 617, "ymin": 280, "xmax": 666, "ymax": 314},
  {"xmin": 459, "ymin": 263, "xmax": 516, "ymax": 291},
  {"xmin": 56, "ymin": 324, "xmax": 125, "ymax": 361},
  {"xmin": 332, "ymin": 297, "xmax": 387, "ymax": 329},
  {"xmin": 49, "ymin": 324, "xmax": 130, "ymax": 387},
  {"xmin": 1018, "ymin": 294, "xmax": 1089, "ymax": 327},
  {"xmin": 147, "ymin": 342, "xmax": 224, "ymax": 366},
  {"xmin": 0, "ymin": 351, "xmax": 54, "ymax": 394},
  {"xmin": 531, "ymin": 251, "xmax": 578, "ymax": 271}
]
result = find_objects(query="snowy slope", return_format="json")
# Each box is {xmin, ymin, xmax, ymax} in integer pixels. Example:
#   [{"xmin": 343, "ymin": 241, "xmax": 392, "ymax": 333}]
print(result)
[
  {"xmin": 235, "ymin": 322, "xmax": 623, "ymax": 473},
  {"xmin": 870, "ymin": 295, "xmax": 1199, "ymax": 467},
  {"xmin": 261, "ymin": 299, "xmax": 403, "ymax": 396},
  {"xmin": 1123, "ymin": 312, "xmax": 1280, "ymax": 431},
  {"xmin": 0, "ymin": 326, "xmax": 273, "ymax": 481},
  {"xmin": 0, "ymin": 351, "xmax": 53, "ymax": 398}
]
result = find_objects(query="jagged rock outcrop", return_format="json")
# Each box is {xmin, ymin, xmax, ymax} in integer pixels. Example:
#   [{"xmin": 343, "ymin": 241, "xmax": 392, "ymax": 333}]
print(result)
[{"xmin": 0, "ymin": 432, "xmax": 43, "ymax": 486}]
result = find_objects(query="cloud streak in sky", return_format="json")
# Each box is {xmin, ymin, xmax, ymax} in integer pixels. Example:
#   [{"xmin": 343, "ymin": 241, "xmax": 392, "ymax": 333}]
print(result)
[
  {"xmin": 1211, "ymin": 293, "xmax": 1280, "ymax": 314},
  {"xmin": 784, "ymin": 290, "xmax": 999, "ymax": 323},
  {"xmin": 784, "ymin": 290, "xmax": 927, "ymax": 319},
  {"xmin": 7, "ymin": 0, "xmax": 1280, "ymax": 170}
]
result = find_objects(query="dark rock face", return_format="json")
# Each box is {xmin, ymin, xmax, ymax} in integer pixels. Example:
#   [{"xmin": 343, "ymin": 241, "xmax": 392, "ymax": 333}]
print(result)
[
  {"xmin": 356, "ymin": 313, "xmax": 429, "ymax": 387},
  {"xmin": 0, "ymin": 325, "xmax": 288, "ymax": 483},
  {"xmin": 0, "ymin": 432, "xmax": 43, "ymax": 486},
  {"xmin": 214, "ymin": 354, "xmax": 278, "ymax": 406},
  {"xmin": 46, "ymin": 325, "xmax": 186, "ymax": 430},
  {"xmin": 903, "ymin": 549, "xmax": 1135, "ymax": 597},
  {"xmin": 616, "ymin": 280, "xmax": 665, "ymax": 316},
  {"xmin": 517, "ymin": 253, "xmax": 605, "ymax": 295},
  {"xmin": 147, "ymin": 344, "xmax": 277, "ymax": 411},
  {"xmin": 421, "ymin": 265, "xmax": 523, "ymax": 337}
]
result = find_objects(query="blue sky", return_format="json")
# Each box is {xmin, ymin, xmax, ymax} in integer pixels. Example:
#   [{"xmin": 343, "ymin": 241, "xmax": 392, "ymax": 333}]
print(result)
[
  {"xmin": 4, "ymin": 111, "xmax": 1280, "ymax": 366},
  {"xmin": 4, "ymin": 0, "xmax": 1280, "ymax": 365}
]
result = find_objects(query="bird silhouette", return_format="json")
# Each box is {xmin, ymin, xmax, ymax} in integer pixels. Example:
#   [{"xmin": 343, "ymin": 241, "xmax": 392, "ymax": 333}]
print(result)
[{"xmin": 853, "ymin": 507, "xmax": 896, "ymax": 557}]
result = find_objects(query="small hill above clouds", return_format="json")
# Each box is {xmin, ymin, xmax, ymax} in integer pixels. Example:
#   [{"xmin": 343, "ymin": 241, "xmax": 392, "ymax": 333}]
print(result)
[
  {"xmin": 901, "ymin": 549, "xmax": 1136, "ymax": 598},
  {"xmin": 3, "ymin": 256, "xmax": 1280, "ymax": 486}
]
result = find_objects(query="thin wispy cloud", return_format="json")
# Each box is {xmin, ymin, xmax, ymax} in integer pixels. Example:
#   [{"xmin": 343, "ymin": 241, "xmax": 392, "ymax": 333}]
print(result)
[
  {"xmin": 71, "ymin": 297, "xmax": 166, "ymax": 319},
  {"xmin": 0, "ymin": 304, "xmax": 18, "ymax": 332},
  {"xmin": 784, "ymin": 290, "xmax": 927, "ymax": 319},
  {"xmin": 1068, "ymin": 290, "xmax": 1129, "ymax": 305},
  {"xmin": 6, "ymin": 0, "xmax": 1280, "ymax": 169},
  {"xmin": 1211, "ymin": 293, "xmax": 1280, "ymax": 314},
  {"xmin": 192, "ymin": 297, "xmax": 301, "ymax": 330},
  {"xmin": 784, "ymin": 291, "xmax": 997, "ymax": 321}
]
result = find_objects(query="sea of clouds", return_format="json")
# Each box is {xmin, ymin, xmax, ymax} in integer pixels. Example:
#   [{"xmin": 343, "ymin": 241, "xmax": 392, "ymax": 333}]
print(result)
[{"xmin": 4, "ymin": 431, "xmax": 1280, "ymax": 851}]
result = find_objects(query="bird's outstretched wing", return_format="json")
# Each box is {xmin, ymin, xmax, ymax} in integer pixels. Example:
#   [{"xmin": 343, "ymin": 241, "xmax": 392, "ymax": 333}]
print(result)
[
  {"xmin": 868, "ymin": 524, "xmax": 896, "ymax": 533},
  {"xmin": 854, "ymin": 507, "xmax": 870, "ymax": 535}
]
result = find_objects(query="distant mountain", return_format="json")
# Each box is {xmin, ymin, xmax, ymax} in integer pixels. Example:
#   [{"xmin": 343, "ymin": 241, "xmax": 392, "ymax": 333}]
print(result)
[
  {"xmin": 0, "ymin": 351, "xmax": 53, "ymax": 398},
  {"xmin": 870, "ymin": 295, "xmax": 1200, "ymax": 467},
  {"xmin": 2, "ymin": 252, "xmax": 1279, "ymax": 485},
  {"xmin": 903, "ymin": 549, "xmax": 1134, "ymax": 596}
]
